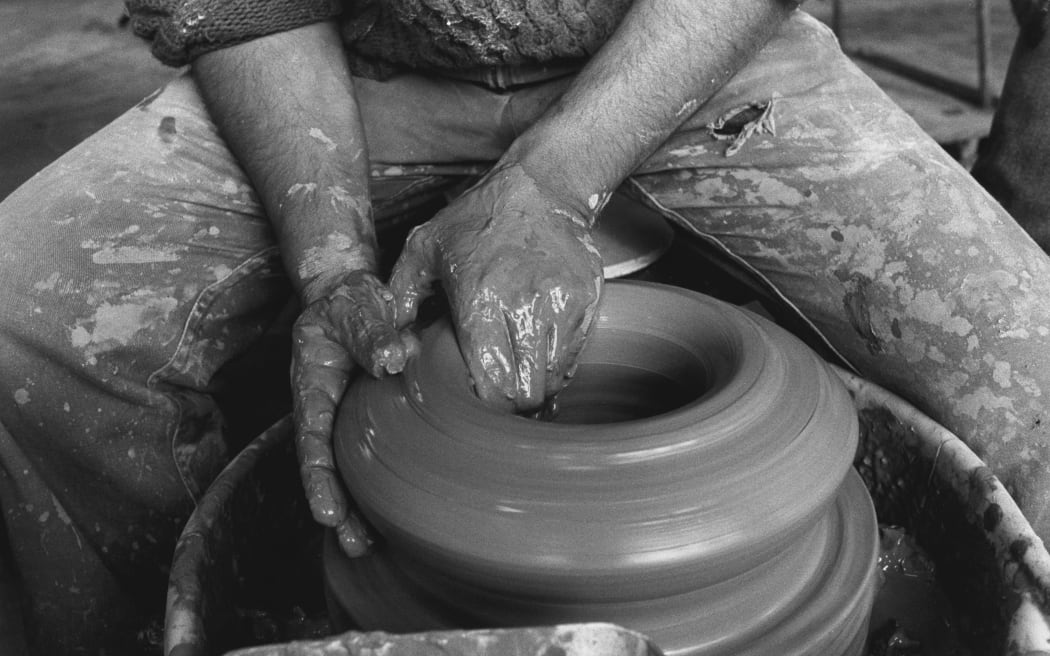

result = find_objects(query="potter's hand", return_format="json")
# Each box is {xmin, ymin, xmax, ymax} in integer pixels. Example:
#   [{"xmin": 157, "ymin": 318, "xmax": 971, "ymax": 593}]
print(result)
[
  {"xmin": 292, "ymin": 270, "xmax": 414, "ymax": 556},
  {"xmin": 390, "ymin": 164, "xmax": 604, "ymax": 412}
]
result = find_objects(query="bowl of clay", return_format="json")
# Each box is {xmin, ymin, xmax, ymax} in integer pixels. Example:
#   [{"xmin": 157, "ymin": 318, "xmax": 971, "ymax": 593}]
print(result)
[{"xmin": 326, "ymin": 280, "xmax": 879, "ymax": 654}]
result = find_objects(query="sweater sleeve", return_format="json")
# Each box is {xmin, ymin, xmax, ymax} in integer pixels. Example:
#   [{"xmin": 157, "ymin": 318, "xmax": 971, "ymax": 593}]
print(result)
[{"xmin": 124, "ymin": 0, "xmax": 343, "ymax": 67}]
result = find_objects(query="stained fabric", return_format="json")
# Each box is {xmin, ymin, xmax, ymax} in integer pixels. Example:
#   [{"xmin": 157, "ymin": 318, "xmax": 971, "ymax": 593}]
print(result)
[{"xmin": 2, "ymin": 9, "xmax": 1050, "ymax": 653}]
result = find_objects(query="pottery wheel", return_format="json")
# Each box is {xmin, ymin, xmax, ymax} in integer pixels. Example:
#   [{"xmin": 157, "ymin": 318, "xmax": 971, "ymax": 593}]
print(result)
[
  {"xmin": 594, "ymin": 193, "xmax": 675, "ymax": 279},
  {"xmin": 327, "ymin": 281, "xmax": 880, "ymax": 655}
]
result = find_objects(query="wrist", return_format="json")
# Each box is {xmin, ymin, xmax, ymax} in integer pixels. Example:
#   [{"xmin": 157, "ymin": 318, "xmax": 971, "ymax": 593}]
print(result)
[
  {"xmin": 276, "ymin": 182, "xmax": 380, "ymax": 305},
  {"xmin": 500, "ymin": 127, "xmax": 617, "ymax": 226},
  {"xmin": 301, "ymin": 264, "xmax": 379, "ymax": 307},
  {"xmin": 478, "ymin": 161, "xmax": 601, "ymax": 233}
]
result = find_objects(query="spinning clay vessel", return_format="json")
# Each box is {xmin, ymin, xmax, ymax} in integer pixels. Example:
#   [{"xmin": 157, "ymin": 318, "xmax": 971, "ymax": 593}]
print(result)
[{"xmin": 327, "ymin": 281, "xmax": 880, "ymax": 655}]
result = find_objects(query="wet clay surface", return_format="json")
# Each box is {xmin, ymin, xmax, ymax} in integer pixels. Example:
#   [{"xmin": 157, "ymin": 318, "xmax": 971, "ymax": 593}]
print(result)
[{"xmin": 328, "ymin": 282, "xmax": 879, "ymax": 654}]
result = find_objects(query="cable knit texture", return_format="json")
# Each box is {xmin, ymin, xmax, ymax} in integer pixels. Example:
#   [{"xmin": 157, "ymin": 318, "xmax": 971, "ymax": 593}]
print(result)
[
  {"xmin": 125, "ymin": 0, "xmax": 342, "ymax": 66},
  {"xmin": 339, "ymin": 0, "xmax": 634, "ymax": 76},
  {"xmin": 126, "ymin": 0, "xmax": 633, "ymax": 75}
]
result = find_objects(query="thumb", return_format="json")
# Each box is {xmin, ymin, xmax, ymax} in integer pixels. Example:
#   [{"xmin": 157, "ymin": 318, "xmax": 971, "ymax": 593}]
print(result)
[{"xmin": 389, "ymin": 222, "xmax": 442, "ymax": 328}]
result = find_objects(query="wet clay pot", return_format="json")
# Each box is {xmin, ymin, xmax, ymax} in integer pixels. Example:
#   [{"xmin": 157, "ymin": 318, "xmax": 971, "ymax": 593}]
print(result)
[{"xmin": 325, "ymin": 281, "xmax": 880, "ymax": 655}]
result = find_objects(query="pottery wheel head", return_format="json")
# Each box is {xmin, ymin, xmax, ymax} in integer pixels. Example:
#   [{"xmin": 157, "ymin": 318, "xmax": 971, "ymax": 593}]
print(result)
[{"xmin": 593, "ymin": 194, "xmax": 675, "ymax": 279}]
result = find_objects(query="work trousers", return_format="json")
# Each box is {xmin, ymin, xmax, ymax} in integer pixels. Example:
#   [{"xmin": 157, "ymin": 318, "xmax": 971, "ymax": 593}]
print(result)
[{"xmin": 3, "ymin": 10, "xmax": 1049, "ymax": 654}]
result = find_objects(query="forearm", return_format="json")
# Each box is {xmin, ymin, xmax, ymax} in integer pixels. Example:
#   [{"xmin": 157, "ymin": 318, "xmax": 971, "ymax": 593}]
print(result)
[
  {"xmin": 193, "ymin": 21, "xmax": 375, "ymax": 304},
  {"xmin": 503, "ymin": 0, "xmax": 797, "ymax": 218}
]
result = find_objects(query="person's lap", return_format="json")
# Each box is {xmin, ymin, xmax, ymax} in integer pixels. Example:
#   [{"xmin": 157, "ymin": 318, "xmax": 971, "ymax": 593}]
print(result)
[
  {"xmin": 2, "ymin": 8, "xmax": 1048, "ymax": 652},
  {"xmin": 0, "ymin": 72, "xmax": 284, "ymax": 652},
  {"xmin": 0, "ymin": 65, "xmax": 479, "ymax": 651}
]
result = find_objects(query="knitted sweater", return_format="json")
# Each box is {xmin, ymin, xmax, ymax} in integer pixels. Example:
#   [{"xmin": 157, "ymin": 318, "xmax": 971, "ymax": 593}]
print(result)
[{"xmin": 125, "ymin": 0, "xmax": 634, "ymax": 77}]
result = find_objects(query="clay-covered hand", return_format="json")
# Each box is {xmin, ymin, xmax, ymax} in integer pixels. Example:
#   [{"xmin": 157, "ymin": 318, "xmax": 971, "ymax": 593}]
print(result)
[
  {"xmin": 291, "ymin": 269, "xmax": 416, "ymax": 556},
  {"xmin": 389, "ymin": 163, "xmax": 604, "ymax": 412}
]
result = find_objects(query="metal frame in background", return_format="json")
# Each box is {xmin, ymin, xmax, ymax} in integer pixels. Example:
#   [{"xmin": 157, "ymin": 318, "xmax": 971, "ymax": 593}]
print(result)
[{"xmin": 829, "ymin": 0, "xmax": 996, "ymax": 108}]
